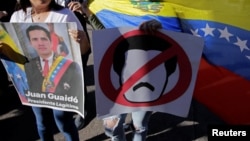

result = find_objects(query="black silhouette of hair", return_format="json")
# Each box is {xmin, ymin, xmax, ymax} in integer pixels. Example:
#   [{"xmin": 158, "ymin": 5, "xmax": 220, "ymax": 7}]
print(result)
[{"xmin": 113, "ymin": 34, "xmax": 177, "ymax": 83}]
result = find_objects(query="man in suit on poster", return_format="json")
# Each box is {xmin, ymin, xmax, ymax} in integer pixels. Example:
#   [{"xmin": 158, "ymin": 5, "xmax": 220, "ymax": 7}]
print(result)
[{"xmin": 24, "ymin": 24, "xmax": 83, "ymax": 108}]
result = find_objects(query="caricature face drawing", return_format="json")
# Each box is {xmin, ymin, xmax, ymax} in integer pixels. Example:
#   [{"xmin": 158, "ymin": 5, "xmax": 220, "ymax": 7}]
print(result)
[
  {"xmin": 122, "ymin": 50, "xmax": 168, "ymax": 102},
  {"xmin": 113, "ymin": 35, "xmax": 177, "ymax": 103}
]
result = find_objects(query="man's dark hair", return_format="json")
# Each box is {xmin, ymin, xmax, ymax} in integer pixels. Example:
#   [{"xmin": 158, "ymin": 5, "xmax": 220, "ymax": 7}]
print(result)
[
  {"xmin": 113, "ymin": 34, "xmax": 177, "ymax": 81},
  {"xmin": 26, "ymin": 25, "xmax": 51, "ymax": 41}
]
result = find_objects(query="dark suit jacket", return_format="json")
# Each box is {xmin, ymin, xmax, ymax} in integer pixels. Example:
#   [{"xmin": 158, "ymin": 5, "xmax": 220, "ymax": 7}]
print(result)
[{"xmin": 24, "ymin": 56, "xmax": 83, "ymax": 100}]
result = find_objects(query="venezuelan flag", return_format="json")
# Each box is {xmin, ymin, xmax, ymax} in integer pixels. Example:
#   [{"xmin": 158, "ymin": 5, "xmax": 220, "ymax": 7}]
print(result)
[
  {"xmin": 89, "ymin": 0, "xmax": 181, "ymax": 31},
  {"xmin": 0, "ymin": 24, "xmax": 29, "ymax": 101},
  {"xmin": 90, "ymin": 0, "xmax": 250, "ymax": 124},
  {"xmin": 168, "ymin": 0, "xmax": 250, "ymax": 124}
]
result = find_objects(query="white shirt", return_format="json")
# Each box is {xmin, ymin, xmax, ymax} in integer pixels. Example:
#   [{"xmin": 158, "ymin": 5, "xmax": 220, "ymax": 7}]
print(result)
[
  {"xmin": 10, "ymin": 7, "xmax": 83, "ymax": 30},
  {"xmin": 55, "ymin": 0, "xmax": 66, "ymax": 6}
]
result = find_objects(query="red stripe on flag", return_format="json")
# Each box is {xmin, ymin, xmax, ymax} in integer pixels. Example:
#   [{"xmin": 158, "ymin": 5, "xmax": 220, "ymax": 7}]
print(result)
[{"xmin": 194, "ymin": 57, "xmax": 250, "ymax": 124}]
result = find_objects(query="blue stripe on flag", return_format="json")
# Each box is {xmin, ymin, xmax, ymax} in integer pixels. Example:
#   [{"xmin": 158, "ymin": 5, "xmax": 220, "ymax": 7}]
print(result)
[
  {"xmin": 96, "ymin": 9, "xmax": 181, "ymax": 32},
  {"xmin": 180, "ymin": 19, "xmax": 250, "ymax": 80}
]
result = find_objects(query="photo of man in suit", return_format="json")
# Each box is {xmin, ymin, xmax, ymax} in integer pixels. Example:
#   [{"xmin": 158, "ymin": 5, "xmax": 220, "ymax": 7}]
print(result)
[{"xmin": 24, "ymin": 24, "xmax": 83, "ymax": 106}]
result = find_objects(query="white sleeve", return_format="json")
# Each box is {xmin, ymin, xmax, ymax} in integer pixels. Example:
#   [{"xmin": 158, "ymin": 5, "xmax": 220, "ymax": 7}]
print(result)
[
  {"xmin": 10, "ymin": 8, "xmax": 32, "ymax": 22},
  {"xmin": 10, "ymin": 11, "xmax": 18, "ymax": 22},
  {"xmin": 47, "ymin": 8, "xmax": 83, "ymax": 31}
]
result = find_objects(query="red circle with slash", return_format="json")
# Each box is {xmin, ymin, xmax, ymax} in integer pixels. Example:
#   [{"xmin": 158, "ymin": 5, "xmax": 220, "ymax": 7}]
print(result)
[{"xmin": 99, "ymin": 30, "xmax": 192, "ymax": 107}]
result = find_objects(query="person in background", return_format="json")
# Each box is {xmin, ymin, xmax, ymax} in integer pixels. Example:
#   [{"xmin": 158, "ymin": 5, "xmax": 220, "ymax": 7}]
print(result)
[
  {"xmin": 66, "ymin": 2, "xmax": 166, "ymax": 140},
  {"xmin": 10, "ymin": 0, "xmax": 90, "ymax": 141},
  {"xmin": 103, "ymin": 20, "xmax": 167, "ymax": 141},
  {"xmin": 23, "ymin": 25, "xmax": 84, "ymax": 127},
  {"xmin": 65, "ymin": 2, "xmax": 163, "ymax": 141},
  {"xmin": 66, "ymin": 0, "xmax": 105, "ymax": 30},
  {"xmin": 55, "ymin": 0, "xmax": 92, "ymax": 130}
]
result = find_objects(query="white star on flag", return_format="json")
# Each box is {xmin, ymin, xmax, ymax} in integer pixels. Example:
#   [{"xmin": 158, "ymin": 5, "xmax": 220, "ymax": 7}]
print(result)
[
  {"xmin": 234, "ymin": 37, "xmax": 249, "ymax": 52},
  {"xmin": 16, "ymin": 74, "xmax": 21, "ymax": 79},
  {"xmin": 201, "ymin": 23, "xmax": 215, "ymax": 37},
  {"xmin": 190, "ymin": 29, "xmax": 201, "ymax": 37},
  {"xmin": 218, "ymin": 27, "xmax": 233, "ymax": 42}
]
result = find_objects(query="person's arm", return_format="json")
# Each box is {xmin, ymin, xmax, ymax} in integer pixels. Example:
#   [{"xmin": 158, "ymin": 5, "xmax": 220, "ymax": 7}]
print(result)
[
  {"xmin": 87, "ymin": 14, "xmax": 105, "ymax": 30},
  {"xmin": 65, "ymin": 8, "xmax": 91, "ymax": 55},
  {"xmin": 68, "ymin": 29, "xmax": 90, "ymax": 55},
  {"xmin": 67, "ymin": 1, "xmax": 105, "ymax": 30},
  {"xmin": 67, "ymin": 1, "xmax": 86, "ymax": 15},
  {"xmin": 0, "ymin": 11, "xmax": 8, "ymax": 19}
]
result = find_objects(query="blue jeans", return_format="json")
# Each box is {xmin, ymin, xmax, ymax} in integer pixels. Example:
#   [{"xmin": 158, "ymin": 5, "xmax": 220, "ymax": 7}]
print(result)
[
  {"xmin": 104, "ymin": 111, "xmax": 152, "ymax": 141},
  {"xmin": 32, "ymin": 107, "xmax": 79, "ymax": 141}
]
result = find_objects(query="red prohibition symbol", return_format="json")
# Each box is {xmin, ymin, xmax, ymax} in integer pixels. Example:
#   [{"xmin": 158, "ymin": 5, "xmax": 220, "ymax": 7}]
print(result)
[{"xmin": 99, "ymin": 30, "xmax": 192, "ymax": 107}]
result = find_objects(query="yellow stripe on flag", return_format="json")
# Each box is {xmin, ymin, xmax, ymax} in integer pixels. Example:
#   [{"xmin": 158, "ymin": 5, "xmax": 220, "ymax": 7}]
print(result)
[
  {"xmin": 166, "ymin": 0, "xmax": 250, "ymax": 30},
  {"xmin": 0, "ymin": 25, "xmax": 24, "ymax": 70},
  {"xmin": 90, "ymin": 0, "xmax": 177, "ymax": 17}
]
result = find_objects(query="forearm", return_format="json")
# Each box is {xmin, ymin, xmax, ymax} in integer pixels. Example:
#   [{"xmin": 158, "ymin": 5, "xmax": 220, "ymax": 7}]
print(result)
[
  {"xmin": 88, "ymin": 14, "xmax": 105, "ymax": 30},
  {"xmin": 79, "ymin": 33, "xmax": 90, "ymax": 55}
]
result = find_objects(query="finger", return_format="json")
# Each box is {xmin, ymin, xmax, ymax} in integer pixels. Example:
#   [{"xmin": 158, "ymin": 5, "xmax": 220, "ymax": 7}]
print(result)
[
  {"xmin": 68, "ymin": 30, "xmax": 77, "ymax": 39},
  {"xmin": 67, "ymin": 2, "xmax": 74, "ymax": 10},
  {"xmin": 139, "ymin": 23, "xmax": 151, "ymax": 34},
  {"xmin": 68, "ymin": 30, "xmax": 85, "ymax": 43},
  {"xmin": 76, "ymin": 31, "xmax": 86, "ymax": 41},
  {"xmin": 67, "ymin": 2, "xmax": 78, "ymax": 10}
]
